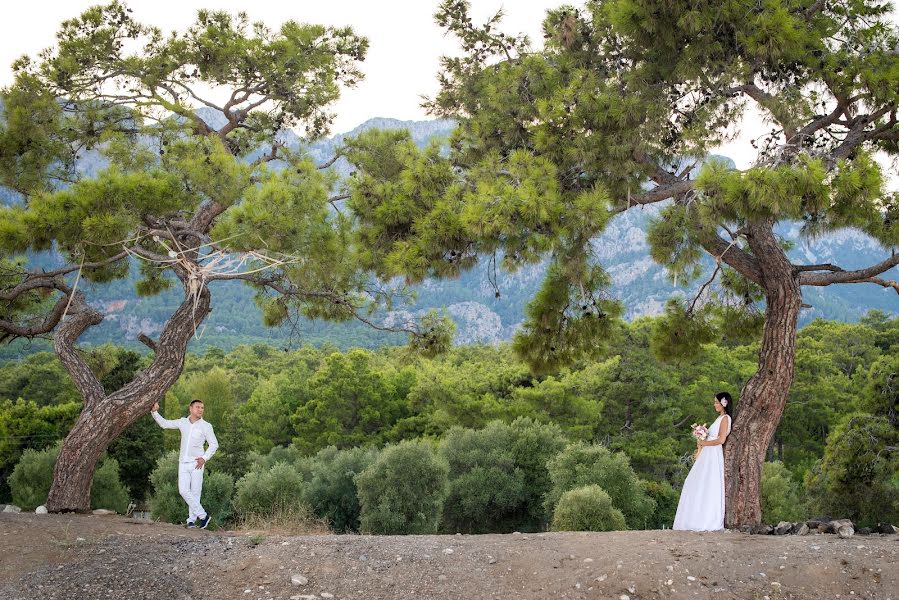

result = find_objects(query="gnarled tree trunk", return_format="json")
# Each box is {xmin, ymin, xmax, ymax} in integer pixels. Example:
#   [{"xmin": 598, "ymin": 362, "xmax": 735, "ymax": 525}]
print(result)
[
  {"xmin": 46, "ymin": 285, "xmax": 211, "ymax": 512},
  {"xmin": 724, "ymin": 222, "xmax": 802, "ymax": 528}
]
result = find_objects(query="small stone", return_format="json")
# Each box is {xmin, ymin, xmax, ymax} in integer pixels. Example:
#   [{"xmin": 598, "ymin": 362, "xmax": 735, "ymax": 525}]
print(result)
[
  {"xmin": 583, "ymin": 558, "xmax": 594, "ymax": 563},
  {"xmin": 2, "ymin": 505, "xmax": 21, "ymax": 513},
  {"xmin": 442, "ymin": 548, "xmax": 454, "ymax": 554},
  {"xmin": 667, "ymin": 565, "xmax": 674, "ymax": 572},
  {"xmin": 320, "ymin": 594, "xmax": 333, "ymax": 599},
  {"xmin": 35, "ymin": 505, "xmax": 48, "ymax": 514},
  {"xmin": 438, "ymin": 575, "xmax": 447, "ymax": 582},
  {"xmin": 91, "ymin": 509, "xmax": 116, "ymax": 515},
  {"xmin": 488, "ymin": 557, "xmax": 497, "ymax": 565},
  {"xmin": 687, "ymin": 576, "xmax": 696, "ymax": 581},
  {"xmin": 595, "ymin": 574, "xmax": 607, "ymax": 582},
  {"xmin": 291, "ymin": 574, "xmax": 308, "ymax": 586},
  {"xmin": 619, "ymin": 595, "xmax": 630, "ymax": 600}
]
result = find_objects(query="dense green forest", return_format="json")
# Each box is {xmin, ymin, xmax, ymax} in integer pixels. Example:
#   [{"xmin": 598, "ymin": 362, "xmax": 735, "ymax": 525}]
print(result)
[{"xmin": 2, "ymin": 312, "xmax": 896, "ymax": 531}]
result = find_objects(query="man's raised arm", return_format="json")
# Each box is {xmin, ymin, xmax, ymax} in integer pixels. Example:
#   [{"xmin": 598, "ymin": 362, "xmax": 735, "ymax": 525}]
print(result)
[{"xmin": 150, "ymin": 402, "xmax": 180, "ymax": 429}]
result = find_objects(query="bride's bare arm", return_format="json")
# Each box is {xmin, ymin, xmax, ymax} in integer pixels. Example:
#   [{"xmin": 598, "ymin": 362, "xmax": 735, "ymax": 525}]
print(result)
[{"xmin": 699, "ymin": 416, "xmax": 730, "ymax": 447}]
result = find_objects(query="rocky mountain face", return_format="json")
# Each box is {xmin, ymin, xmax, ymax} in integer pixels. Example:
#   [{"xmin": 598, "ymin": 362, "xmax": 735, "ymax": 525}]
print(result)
[{"xmin": 4, "ymin": 117, "xmax": 897, "ymax": 351}]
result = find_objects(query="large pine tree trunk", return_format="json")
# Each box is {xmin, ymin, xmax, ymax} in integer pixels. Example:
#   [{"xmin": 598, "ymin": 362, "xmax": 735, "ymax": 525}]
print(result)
[
  {"xmin": 723, "ymin": 223, "xmax": 802, "ymax": 528},
  {"xmin": 46, "ymin": 286, "xmax": 211, "ymax": 512}
]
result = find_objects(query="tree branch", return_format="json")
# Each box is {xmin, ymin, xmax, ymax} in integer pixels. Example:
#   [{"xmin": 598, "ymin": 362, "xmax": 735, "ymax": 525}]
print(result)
[
  {"xmin": 799, "ymin": 252, "xmax": 899, "ymax": 287},
  {"xmin": 52, "ymin": 292, "xmax": 106, "ymax": 406}
]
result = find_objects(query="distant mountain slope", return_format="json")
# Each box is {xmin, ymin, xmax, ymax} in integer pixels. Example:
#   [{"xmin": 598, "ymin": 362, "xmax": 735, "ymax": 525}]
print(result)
[{"xmin": 2, "ymin": 117, "xmax": 896, "ymax": 353}]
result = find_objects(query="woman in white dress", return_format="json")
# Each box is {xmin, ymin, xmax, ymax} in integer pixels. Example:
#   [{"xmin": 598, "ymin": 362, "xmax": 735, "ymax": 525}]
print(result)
[{"xmin": 672, "ymin": 391, "xmax": 733, "ymax": 531}]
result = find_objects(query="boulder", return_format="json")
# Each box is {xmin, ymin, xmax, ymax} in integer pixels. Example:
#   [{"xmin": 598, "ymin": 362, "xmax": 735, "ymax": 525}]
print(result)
[
  {"xmin": 750, "ymin": 524, "xmax": 773, "ymax": 535},
  {"xmin": 875, "ymin": 523, "xmax": 897, "ymax": 535},
  {"xmin": 774, "ymin": 521, "xmax": 793, "ymax": 535},
  {"xmin": 35, "ymin": 505, "xmax": 48, "ymax": 514},
  {"xmin": 793, "ymin": 523, "xmax": 810, "ymax": 536},
  {"xmin": 837, "ymin": 523, "xmax": 855, "ymax": 538},
  {"xmin": 2, "ymin": 504, "xmax": 21, "ymax": 513},
  {"xmin": 857, "ymin": 527, "xmax": 871, "ymax": 535},
  {"xmin": 821, "ymin": 519, "xmax": 853, "ymax": 534}
]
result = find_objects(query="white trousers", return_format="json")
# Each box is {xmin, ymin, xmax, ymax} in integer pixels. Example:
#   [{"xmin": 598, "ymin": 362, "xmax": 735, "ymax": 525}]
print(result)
[{"xmin": 178, "ymin": 461, "xmax": 206, "ymax": 521}]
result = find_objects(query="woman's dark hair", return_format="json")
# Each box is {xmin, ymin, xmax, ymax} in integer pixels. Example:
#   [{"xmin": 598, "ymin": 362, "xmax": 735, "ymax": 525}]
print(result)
[{"xmin": 715, "ymin": 391, "xmax": 734, "ymax": 418}]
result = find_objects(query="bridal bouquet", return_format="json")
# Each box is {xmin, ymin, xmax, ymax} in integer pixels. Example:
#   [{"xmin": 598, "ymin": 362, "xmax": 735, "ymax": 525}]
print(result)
[
  {"xmin": 690, "ymin": 423, "xmax": 709, "ymax": 441},
  {"xmin": 690, "ymin": 422, "xmax": 708, "ymax": 460}
]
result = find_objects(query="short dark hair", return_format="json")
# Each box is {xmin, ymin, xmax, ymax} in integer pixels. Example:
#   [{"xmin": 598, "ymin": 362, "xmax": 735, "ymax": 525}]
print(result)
[{"xmin": 189, "ymin": 399, "xmax": 204, "ymax": 407}]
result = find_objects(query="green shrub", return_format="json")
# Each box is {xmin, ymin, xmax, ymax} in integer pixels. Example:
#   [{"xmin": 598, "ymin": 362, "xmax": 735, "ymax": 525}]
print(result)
[
  {"xmin": 545, "ymin": 442, "xmax": 655, "ymax": 529},
  {"xmin": 551, "ymin": 485, "xmax": 627, "ymax": 532},
  {"xmin": 438, "ymin": 420, "xmax": 538, "ymax": 533},
  {"xmin": 357, "ymin": 439, "xmax": 448, "ymax": 534},
  {"xmin": 641, "ymin": 479, "xmax": 679, "ymax": 529},
  {"xmin": 234, "ymin": 460, "xmax": 308, "ymax": 517},
  {"xmin": 148, "ymin": 451, "xmax": 234, "ymax": 527},
  {"xmin": 248, "ymin": 444, "xmax": 313, "ymax": 475},
  {"xmin": 303, "ymin": 446, "xmax": 379, "ymax": 532},
  {"xmin": 8, "ymin": 444, "xmax": 130, "ymax": 512},
  {"xmin": 761, "ymin": 461, "xmax": 803, "ymax": 524}
]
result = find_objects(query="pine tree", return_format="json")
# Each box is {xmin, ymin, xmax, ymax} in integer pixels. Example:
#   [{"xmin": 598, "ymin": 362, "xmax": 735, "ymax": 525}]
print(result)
[
  {"xmin": 0, "ymin": 3, "xmax": 448, "ymax": 511},
  {"xmin": 343, "ymin": 0, "xmax": 899, "ymax": 526}
]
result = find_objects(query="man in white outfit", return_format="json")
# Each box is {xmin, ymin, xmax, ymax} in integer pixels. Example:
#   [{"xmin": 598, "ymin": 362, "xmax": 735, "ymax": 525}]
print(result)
[{"xmin": 151, "ymin": 399, "xmax": 218, "ymax": 529}]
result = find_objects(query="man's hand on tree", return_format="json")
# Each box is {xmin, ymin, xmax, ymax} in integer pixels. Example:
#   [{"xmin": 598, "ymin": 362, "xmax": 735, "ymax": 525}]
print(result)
[{"xmin": 151, "ymin": 402, "xmax": 159, "ymax": 413}]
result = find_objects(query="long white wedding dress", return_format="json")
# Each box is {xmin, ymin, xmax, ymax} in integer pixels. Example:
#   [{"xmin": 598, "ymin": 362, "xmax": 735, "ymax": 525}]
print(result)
[{"xmin": 672, "ymin": 414, "xmax": 730, "ymax": 531}]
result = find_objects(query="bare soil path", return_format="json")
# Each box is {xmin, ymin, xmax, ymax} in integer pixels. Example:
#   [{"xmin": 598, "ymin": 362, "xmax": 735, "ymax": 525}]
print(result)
[{"xmin": 1, "ymin": 513, "xmax": 896, "ymax": 599}]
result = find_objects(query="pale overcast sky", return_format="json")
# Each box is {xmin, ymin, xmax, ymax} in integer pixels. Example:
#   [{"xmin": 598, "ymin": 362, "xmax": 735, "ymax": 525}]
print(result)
[
  {"xmin": 3, "ymin": 0, "xmax": 882, "ymax": 174},
  {"xmin": 0, "ymin": 1, "xmax": 561, "ymax": 134}
]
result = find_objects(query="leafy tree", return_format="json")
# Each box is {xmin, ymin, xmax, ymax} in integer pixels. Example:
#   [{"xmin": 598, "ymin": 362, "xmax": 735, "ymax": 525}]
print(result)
[
  {"xmin": 0, "ymin": 2, "xmax": 447, "ymax": 512},
  {"xmin": 291, "ymin": 350, "xmax": 408, "ymax": 453},
  {"xmin": 760, "ymin": 461, "xmax": 803, "ymax": 524},
  {"xmin": 0, "ymin": 352, "xmax": 79, "ymax": 406},
  {"xmin": 805, "ymin": 352, "xmax": 899, "ymax": 527},
  {"xmin": 0, "ymin": 398, "xmax": 80, "ymax": 501},
  {"xmin": 239, "ymin": 366, "xmax": 310, "ymax": 453},
  {"xmin": 344, "ymin": 0, "xmax": 899, "ymax": 526}
]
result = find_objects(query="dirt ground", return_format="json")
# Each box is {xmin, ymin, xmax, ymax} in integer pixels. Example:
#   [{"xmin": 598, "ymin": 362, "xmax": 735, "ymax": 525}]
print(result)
[{"xmin": 1, "ymin": 512, "xmax": 896, "ymax": 600}]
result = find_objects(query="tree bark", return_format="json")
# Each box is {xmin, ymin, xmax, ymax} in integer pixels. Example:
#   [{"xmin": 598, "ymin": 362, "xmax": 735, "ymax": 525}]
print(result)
[
  {"xmin": 46, "ymin": 285, "xmax": 212, "ymax": 512},
  {"xmin": 723, "ymin": 222, "xmax": 803, "ymax": 528}
]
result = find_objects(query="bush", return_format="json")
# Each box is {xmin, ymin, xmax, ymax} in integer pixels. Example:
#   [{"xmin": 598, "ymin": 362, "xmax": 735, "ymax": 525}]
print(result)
[
  {"xmin": 357, "ymin": 439, "xmax": 448, "ymax": 534},
  {"xmin": 438, "ymin": 418, "xmax": 565, "ymax": 533},
  {"xmin": 641, "ymin": 479, "xmax": 679, "ymax": 529},
  {"xmin": 234, "ymin": 461, "xmax": 308, "ymax": 518},
  {"xmin": 545, "ymin": 442, "xmax": 655, "ymax": 529},
  {"xmin": 761, "ymin": 461, "xmax": 803, "ymax": 524},
  {"xmin": 303, "ymin": 446, "xmax": 379, "ymax": 533},
  {"xmin": 148, "ymin": 451, "xmax": 234, "ymax": 527},
  {"xmin": 8, "ymin": 444, "xmax": 130, "ymax": 512},
  {"xmin": 551, "ymin": 485, "xmax": 627, "ymax": 532}
]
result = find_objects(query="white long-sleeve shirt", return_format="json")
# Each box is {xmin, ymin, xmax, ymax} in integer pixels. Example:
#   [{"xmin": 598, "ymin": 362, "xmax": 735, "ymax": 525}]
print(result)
[{"xmin": 151, "ymin": 411, "xmax": 219, "ymax": 464}]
